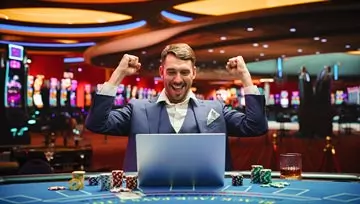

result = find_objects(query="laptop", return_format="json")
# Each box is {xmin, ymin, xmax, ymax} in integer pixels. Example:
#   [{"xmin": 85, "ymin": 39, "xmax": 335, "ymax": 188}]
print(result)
[{"xmin": 135, "ymin": 133, "xmax": 226, "ymax": 187}]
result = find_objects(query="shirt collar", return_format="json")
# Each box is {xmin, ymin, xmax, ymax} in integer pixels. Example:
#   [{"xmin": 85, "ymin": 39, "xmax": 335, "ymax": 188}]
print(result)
[{"xmin": 156, "ymin": 88, "xmax": 198, "ymax": 105}]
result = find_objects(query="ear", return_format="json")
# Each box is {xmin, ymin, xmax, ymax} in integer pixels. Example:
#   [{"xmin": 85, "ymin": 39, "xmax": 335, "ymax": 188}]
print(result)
[
  {"xmin": 192, "ymin": 66, "xmax": 197, "ymax": 80},
  {"xmin": 159, "ymin": 65, "xmax": 164, "ymax": 78}
]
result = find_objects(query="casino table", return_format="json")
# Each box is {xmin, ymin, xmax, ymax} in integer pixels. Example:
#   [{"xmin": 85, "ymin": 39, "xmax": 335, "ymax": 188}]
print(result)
[{"xmin": 0, "ymin": 171, "xmax": 359, "ymax": 204}]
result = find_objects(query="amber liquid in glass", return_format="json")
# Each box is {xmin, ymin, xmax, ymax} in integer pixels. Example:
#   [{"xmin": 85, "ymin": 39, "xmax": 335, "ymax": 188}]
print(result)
[{"xmin": 280, "ymin": 167, "xmax": 302, "ymax": 179}]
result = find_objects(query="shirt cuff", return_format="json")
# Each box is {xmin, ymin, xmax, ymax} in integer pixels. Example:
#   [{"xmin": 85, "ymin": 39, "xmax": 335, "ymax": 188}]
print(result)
[
  {"xmin": 97, "ymin": 82, "xmax": 118, "ymax": 96},
  {"xmin": 243, "ymin": 85, "xmax": 260, "ymax": 95}
]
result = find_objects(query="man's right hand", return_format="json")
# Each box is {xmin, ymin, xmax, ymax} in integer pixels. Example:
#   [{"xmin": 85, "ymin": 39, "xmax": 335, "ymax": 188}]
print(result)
[{"xmin": 108, "ymin": 54, "xmax": 141, "ymax": 86}]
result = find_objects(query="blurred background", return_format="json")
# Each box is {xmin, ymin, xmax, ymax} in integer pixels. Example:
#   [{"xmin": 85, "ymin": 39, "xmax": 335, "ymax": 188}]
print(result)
[{"xmin": 0, "ymin": 0, "xmax": 359, "ymax": 176}]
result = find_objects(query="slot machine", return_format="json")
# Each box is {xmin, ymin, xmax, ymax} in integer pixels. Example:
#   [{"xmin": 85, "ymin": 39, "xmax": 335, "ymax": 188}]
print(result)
[
  {"xmin": 335, "ymin": 90, "xmax": 344, "ymax": 105},
  {"xmin": 125, "ymin": 84, "xmax": 131, "ymax": 101},
  {"xmin": 60, "ymin": 78, "xmax": 71, "ymax": 107},
  {"xmin": 114, "ymin": 84, "xmax": 125, "ymax": 107},
  {"xmin": 268, "ymin": 94, "xmax": 275, "ymax": 105},
  {"xmin": 70, "ymin": 80, "xmax": 78, "ymax": 107},
  {"xmin": 27, "ymin": 75, "xmax": 34, "ymax": 107},
  {"xmin": 49, "ymin": 77, "xmax": 58, "ymax": 107},
  {"xmin": 291, "ymin": 91, "xmax": 300, "ymax": 107},
  {"xmin": 33, "ymin": 75, "xmax": 44, "ymax": 109},
  {"xmin": 131, "ymin": 86, "xmax": 138, "ymax": 99},
  {"xmin": 138, "ymin": 87, "xmax": 144, "ymax": 99},
  {"xmin": 84, "ymin": 84, "xmax": 92, "ymax": 109},
  {"xmin": 280, "ymin": 90, "xmax": 289, "ymax": 108},
  {"xmin": 1, "ymin": 43, "xmax": 30, "ymax": 145}
]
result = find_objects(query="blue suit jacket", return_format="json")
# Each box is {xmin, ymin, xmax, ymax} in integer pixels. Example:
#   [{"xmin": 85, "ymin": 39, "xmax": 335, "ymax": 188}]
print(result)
[{"xmin": 85, "ymin": 94, "xmax": 268, "ymax": 171}]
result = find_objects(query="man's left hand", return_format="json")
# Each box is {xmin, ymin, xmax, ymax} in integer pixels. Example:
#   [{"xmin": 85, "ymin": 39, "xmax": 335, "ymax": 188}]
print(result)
[{"xmin": 226, "ymin": 56, "xmax": 253, "ymax": 87}]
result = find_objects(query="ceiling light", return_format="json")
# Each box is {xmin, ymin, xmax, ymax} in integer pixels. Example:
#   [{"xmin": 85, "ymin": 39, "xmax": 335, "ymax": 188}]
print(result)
[
  {"xmin": 260, "ymin": 53, "xmax": 265, "ymax": 57},
  {"xmin": 321, "ymin": 38, "xmax": 327, "ymax": 43},
  {"xmin": 213, "ymin": 60, "xmax": 217, "ymax": 64},
  {"xmin": 97, "ymin": 19, "xmax": 107, "ymax": 23},
  {"xmin": 297, "ymin": 49, "xmax": 303, "ymax": 53},
  {"xmin": 220, "ymin": 50, "xmax": 225, "ymax": 53},
  {"xmin": 289, "ymin": 28, "xmax": 296, "ymax": 32},
  {"xmin": 247, "ymin": 27, "xmax": 254, "ymax": 32},
  {"xmin": 313, "ymin": 37, "xmax": 320, "ymax": 40},
  {"xmin": 345, "ymin": 45, "xmax": 351, "ymax": 49},
  {"xmin": 253, "ymin": 43, "xmax": 259, "ymax": 47},
  {"xmin": 281, "ymin": 55, "xmax": 286, "ymax": 58},
  {"xmin": 255, "ymin": 58, "xmax": 259, "ymax": 61},
  {"xmin": 316, "ymin": 51, "xmax": 320, "ymax": 54},
  {"xmin": 220, "ymin": 36, "xmax": 227, "ymax": 40},
  {"xmin": 263, "ymin": 44, "xmax": 269, "ymax": 48},
  {"xmin": 141, "ymin": 51, "xmax": 147, "ymax": 54},
  {"xmin": 0, "ymin": 8, "xmax": 132, "ymax": 24},
  {"xmin": 208, "ymin": 49, "xmax": 214, "ymax": 52}
]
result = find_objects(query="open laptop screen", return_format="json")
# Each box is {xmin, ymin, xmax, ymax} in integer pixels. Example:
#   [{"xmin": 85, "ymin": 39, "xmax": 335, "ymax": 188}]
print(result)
[{"xmin": 136, "ymin": 133, "xmax": 226, "ymax": 187}]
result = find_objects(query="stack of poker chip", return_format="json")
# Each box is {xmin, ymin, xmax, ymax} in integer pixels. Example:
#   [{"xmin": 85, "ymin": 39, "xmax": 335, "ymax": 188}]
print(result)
[
  {"xmin": 112, "ymin": 170, "xmax": 124, "ymax": 188},
  {"xmin": 260, "ymin": 169, "xmax": 272, "ymax": 184},
  {"xmin": 99, "ymin": 173, "xmax": 112, "ymax": 191},
  {"xmin": 88, "ymin": 175, "xmax": 100, "ymax": 186},
  {"xmin": 250, "ymin": 165, "xmax": 263, "ymax": 184},
  {"xmin": 125, "ymin": 175, "xmax": 138, "ymax": 190},
  {"xmin": 231, "ymin": 173, "xmax": 244, "ymax": 186},
  {"xmin": 69, "ymin": 171, "xmax": 85, "ymax": 190}
]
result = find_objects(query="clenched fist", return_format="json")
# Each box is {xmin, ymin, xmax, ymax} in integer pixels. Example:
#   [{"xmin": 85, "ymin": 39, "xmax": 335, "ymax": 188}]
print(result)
[
  {"xmin": 108, "ymin": 54, "xmax": 141, "ymax": 86},
  {"xmin": 226, "ymin": 56, "xmax": 253, "ymax": 87}
]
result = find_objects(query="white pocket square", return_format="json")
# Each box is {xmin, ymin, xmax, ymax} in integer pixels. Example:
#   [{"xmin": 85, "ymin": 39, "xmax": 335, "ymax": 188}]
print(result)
[{"xmin": 207, "ymin": 108, "xmax": 220, "ymax": 126}]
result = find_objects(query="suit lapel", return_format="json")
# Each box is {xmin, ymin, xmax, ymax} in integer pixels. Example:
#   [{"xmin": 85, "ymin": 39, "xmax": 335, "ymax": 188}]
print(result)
[
  {"xmin": 192, "ymin": 99, "xmax": 209, "ymax": 133},
  {"xmin": 145, "ymin": 98, "xmax": 162, "ymax": 134}
]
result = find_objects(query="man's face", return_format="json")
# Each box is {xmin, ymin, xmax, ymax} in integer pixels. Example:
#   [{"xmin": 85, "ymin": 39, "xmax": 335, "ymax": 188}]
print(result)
[{"xmin": 159, "ymin": 54, "xmax": 196, "ymax": 103}]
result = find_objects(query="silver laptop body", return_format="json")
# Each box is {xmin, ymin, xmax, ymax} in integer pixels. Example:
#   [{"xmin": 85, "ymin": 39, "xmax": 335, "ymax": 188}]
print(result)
[{"xmin": 136, "ymin": 133, "xmax": 226, "ymax": 187}]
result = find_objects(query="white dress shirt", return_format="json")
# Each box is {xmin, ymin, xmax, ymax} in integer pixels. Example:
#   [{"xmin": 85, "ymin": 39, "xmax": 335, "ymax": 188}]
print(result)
[{"xmin": 97, "ymin": 82, "xmax": 260, "ymax": 133}]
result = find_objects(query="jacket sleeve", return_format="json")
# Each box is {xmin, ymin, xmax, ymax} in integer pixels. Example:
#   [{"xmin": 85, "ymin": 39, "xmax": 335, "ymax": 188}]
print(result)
[
  {"xmin": 85, "ymin": 94, "xmax": 131, "ymax": 136},
  {"xmin": 224, "ymin": 94, "xmax": 268, "ymax": 137}
]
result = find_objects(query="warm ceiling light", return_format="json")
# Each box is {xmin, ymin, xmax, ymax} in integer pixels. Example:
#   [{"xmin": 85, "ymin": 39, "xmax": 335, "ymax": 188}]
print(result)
[
  {"xmin": 313, "ymin": 36, "xmax": 320, "ymax": 40},
  {"xmin": 41, "ymin": 0, "xmax": 149, "ymax": 3},
  {"xmin": 253, "ymin": 43, "xmax": 259, "ymax": 47},
  {"xmin": 289, "ymin": 28, "xmax": 296, "ymax": 32},
  {"xmin": 174, "ymin": 0, "xmax": 326, "ymax": 16},
  {"xmin": 220, "ymin": 36, "xmax": 227, "ymax": 40},
  {"xmin": 0, "ymin": 8, "xmax": 132, "ymax": 24},
  {"xmin": 321, "ymin": 38, "xmax": 327, "ymax": 42},
  {"xmin": 56, "ymin": 39, "xmax": 79, "ymax": 44},
  {"xmin": 220, "ymin": 50, "xmax": 225, "ymax": 53},
  {"xmin": 260, "ymin": 53, "xmax": 265, "ymax": 56},
  {"xmin": 297, "ymin": 49, "xmax": 303, "ymax": 52},
  {"xmin": 316, "ymin": 51, "xmax": 320, "ymax": 54},
  {"xmin": 263, "ymin": 44, "xmax": 269, "ymax": 48},
  {"xmin": 347, "ymin": 50, "xmax": 360, "ymax": 55},
  {"xmin": 345, "ymin": 45, "xmax": 351, "ymax": 49},
  {"xmin": 208, "ymin": 49, "xmax": 214, "ymax": 52}
]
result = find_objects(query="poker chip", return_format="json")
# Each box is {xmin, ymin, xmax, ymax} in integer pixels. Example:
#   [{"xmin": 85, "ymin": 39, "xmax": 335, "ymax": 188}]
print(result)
[
  {"xmin": 125, "ymin": 175, "xmax": 138, "ymax": 190},
  {"xmin": 88, "ymin": 175, "xmax": 99, "ymax": 186},
  {"xmin": 250, "ymin": 165, "xmax": 263, "ymax": 184},
  {"xmin": 112, "ymin": 170, "xmax": 124, "ymax": 188},
  {"xmin": 231, "ymin": 173, "xmax": 243, "ymax": 186},
  {"xmin": 71, "ymin": 171, "xmax": 85, "ymax": 190},
  {"xmin": 48, "ymin": 186, "xmax": 66, "ymax": 191},
  {"xmin": 260, "ymin": 169, "xmax": 272, "ymax": 184},
  {"xmin": 68, "ymin": 178, "xmax": 82, "ymax": 191},
  {"xmin": 99, "ymin": 173, "xmax": 112, "ymax": 191}
]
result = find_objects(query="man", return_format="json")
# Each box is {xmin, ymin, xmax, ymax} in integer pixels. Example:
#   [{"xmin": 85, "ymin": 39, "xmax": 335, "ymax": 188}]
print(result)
[
  {"xmin": 85, "ymin": 43, "xmax": 268, "ymax": 171},
  {"xmin": 298, "ymin": 66, "xmax": 314, "ymax": 137}
]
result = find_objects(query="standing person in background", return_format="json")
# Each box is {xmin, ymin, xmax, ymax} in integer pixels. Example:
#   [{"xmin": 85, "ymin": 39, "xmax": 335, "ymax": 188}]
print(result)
[
  {"xmin": 314, "ymin": 65, "xmax": 333, "ymax": 137},
  {"xmin": 298, "ymin": 66, "xmax": 314, "ymax": 137},
  {"xmin": 85, "ymin": 43, "xmax": 268, "ymax": 171}
]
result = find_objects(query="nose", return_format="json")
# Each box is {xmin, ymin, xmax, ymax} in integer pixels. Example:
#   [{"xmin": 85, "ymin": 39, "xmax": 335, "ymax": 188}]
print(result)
[{"xmin": 173, "ymin": 73, "xmax": 183, "ymax": 83}]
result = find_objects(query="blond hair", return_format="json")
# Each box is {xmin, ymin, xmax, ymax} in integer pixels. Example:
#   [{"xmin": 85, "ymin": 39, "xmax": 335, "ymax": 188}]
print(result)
[{"xmin": 160, "ymin": 43, "xmax": 196, "ymax": 65}]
